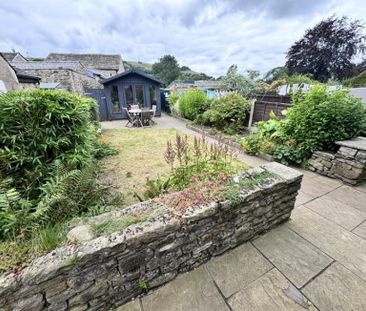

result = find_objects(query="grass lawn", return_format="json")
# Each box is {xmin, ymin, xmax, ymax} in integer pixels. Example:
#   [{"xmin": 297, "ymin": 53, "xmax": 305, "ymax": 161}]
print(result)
[{"xmin": 99, "ymin": 128, "xmax": 182, "ymax": 206}]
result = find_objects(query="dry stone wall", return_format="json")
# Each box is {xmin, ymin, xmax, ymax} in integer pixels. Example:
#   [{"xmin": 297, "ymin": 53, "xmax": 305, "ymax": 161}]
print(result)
[
  {"xmin": 308, "ymin": 137, "xmax": 366, "ymax": 185},
  {"xmin": 0, "ymin": 162, "xmax": 302, "ymax": 311}
]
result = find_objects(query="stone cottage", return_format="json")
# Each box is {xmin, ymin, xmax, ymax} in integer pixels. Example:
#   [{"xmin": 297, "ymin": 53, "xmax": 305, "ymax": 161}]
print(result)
[
  {"xmin": 10, "ymin": 60, "xmax": 101, "ymax": 94},
  {"xmin": 0, "ymin": 53, "xmax": 39, "ymax": 91},
  {"xmin": 1, "ymin": 51, "xmax": 28, "ymax": 62},
  {"xmin": 46, "ymin": 53, "xmax": 125, "ymax": 78}
]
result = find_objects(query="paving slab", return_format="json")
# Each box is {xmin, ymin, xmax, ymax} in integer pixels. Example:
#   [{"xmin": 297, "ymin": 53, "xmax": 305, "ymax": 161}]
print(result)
[
  {"xmin": 303, "ymin": 262, "xmax": 366, "ymax": 311},
  {"xmin": 304, "ymin": 195, "xmax": 366, "ymax": 230},
  {"xmin": 227, "ymin": 269, "xmax": 316, "ymax": 311},
  {"xmin": 288, "ymin": 207, "xmax": 366, "ymax": 282},
  {"xmin": 253, "ymin": 226, "xmax": 332, "ymax": 288},
  {"xmin": 116, "ymin": 300, "xmax": 141, "ymax": 311},
  {"xmin": 336, "ymin": 136, "xmax": 366, "ymax": 151},
  {"xmin": 353, "ymin": 221, "xmax": 366, "ymax": 240},
  {"xmin": 295, "ymin": 191, "xmax": 314, "ymax": 207},
  {"xmin": 299, "ymin": 176, "xmax": 337, "ymax": 198},
  {"xmin": 355, "ymin": 181, "xmax": 366, "ymax": 194},
  {"xmin": 205, "ymin": 243, "xmax": 273, "ymax": 298},
  {"xmin": 327, "ymin": 185, "xmax": 366, "ymax": 213},
  {"xmin": 141, "ymin": 266, "xmax": 230, "ymax": 311},
  {"xmin": 311, "ymin": 174, "xmax": 343, "ymax": 188}
]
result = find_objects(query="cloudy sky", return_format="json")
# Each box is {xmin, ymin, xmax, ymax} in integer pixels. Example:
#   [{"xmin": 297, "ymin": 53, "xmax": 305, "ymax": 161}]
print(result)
[{"xmin": 1, "ymin": 0, "xmax": 365, "ymax": 77}]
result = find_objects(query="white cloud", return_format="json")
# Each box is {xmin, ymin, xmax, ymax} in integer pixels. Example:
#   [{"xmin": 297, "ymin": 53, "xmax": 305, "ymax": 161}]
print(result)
[{"xmin": 0, "ymin": 0, "xmax": 365, "ymax": 76}]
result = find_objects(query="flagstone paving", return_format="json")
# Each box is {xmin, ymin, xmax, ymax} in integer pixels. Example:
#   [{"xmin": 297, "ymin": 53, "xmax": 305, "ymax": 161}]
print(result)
[{"xmin": 109, "ymin": 114, "xmax": 366, "ymax": 311}]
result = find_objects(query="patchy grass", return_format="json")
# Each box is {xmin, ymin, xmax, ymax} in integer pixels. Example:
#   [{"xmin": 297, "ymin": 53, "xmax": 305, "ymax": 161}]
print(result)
[
  {"xmin": 99, "ymin": 128, "xmax": 183, "ymax": 206},
  {"xmin": 92, "ymin": 215, "xmax": 148, "ymax": 236}
]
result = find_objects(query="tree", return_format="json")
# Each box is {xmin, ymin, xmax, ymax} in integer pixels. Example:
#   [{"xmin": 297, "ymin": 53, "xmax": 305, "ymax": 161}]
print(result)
[
  {"xmin": 222, "ymin": 65, "xmax": 263, "ymax": 98},
  {"xmin": 152, "ymin": 55, "xmax": 180, "ymax": 86},
  {"xmin": 286, "ymin": 16, "xmax": 366, "ymax": 82},
  {"xmin": 263, "ymin": 67, "xmax": 288, "ymax": 83}
]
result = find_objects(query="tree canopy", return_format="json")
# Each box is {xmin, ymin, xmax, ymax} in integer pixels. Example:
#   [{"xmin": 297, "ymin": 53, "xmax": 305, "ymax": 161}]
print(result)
[
  {"xmin": 152, "ymin": 55, "xmax": 181, "ymax": 86},
  {"xmin": 286, "ymin": 16, "xmax": 366, "ymax": 82}
]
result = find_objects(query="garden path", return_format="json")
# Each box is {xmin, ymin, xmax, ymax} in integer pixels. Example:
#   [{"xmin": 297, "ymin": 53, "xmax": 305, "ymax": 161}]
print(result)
[{"xmin": 102, "ymin": 114, "xmax": 366, "ymax": 311}]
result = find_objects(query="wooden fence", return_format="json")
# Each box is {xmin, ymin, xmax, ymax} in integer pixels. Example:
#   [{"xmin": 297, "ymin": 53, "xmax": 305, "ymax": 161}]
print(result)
[{"xmin": 251, "ymin": 95, "xmax": 292, "ymax": 125}]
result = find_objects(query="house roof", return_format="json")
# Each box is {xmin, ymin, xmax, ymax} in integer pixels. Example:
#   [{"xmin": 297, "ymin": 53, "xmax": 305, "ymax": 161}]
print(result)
[
  {"xmin": 10, "ymin": 61, "xmax": 83, "ymax": 71},
  {"xmin": 101, "ymin": 69, "xmax": 162, "ymax": 84},
  {"xmin": 40, "ymin": 82, "xmax": 60, "ymax": 89},
  {"xmin": 0, "ymin": 52, "xmax": 27, "ymax": 62},
  {"xmin": 16, "ymin": 72, "xmax": 41, "ymax": 83},
  {"xmin": 46, "ymin": 53, "xmax": 123, "ymax": 70}
]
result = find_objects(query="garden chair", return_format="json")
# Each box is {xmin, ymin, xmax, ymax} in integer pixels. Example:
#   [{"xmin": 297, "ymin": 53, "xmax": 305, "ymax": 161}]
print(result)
[
  {"xmin": 150, "ymin": 105, "xmax": 157, "ymax": 125},
  {"xmin": 123, "ymin": 108, "xmax": 135, "ymax": 127},
  {"xmin": 130, "ymin": 104, "xmax": 139, "ymax": 110},
  {"xmin": 141, "ymin": 110, "xmax": 152, "ymax": 127}
]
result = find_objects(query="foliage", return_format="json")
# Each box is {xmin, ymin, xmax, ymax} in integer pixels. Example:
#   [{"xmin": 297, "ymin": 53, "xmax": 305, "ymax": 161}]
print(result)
[
  {"xmin": 145, "ymin": 134, "xmax": 248, "ymax": 198},
  {"xmin": 167, "ymin": 93, "xmax": 180, "ymax": 106},
  {"xmin": 179, "ymin": 70, "xmax": 213, "ymax": 81},
  {"xmin": 286, "ymin": 16, "xmax": 366, "ymax": 82},
  {"xmin": 179, "ymin": 89, "xmax": 208, "ymax": 120},
  {"xmin": 264, "ymin": 67, "xmax": 289, "ymax": 83},
  {"xmin": 343, "ymin": 70, "xmax": 366, "ymax": 87},
  {"xmin": 242, "ymin": 86, "xmax": 366, "ymax": 164},
  {"xmin": 152, "ymin": 55, "xmax": 180, "ymax": 86},
  {"xmin": 282, "ymin": 85, "xmax": 366, "ymax": 158},
  {"xmin": 199, "ymin": 92, "xmax": 252, "ymax": 133},
  {"xmin": 94, "ymin": 142, "xmax": 118, "ymax": 159},
  {"xmin": 286, "ymin": 74, "xmax": 316, "ymax": 85},
  {"xmin": 222, "ymin": 65, "xmax": 264, "ymax": 98},
  {"xmin": 0, "ymin": 89, "xmax": 98, "ymax": 197}
]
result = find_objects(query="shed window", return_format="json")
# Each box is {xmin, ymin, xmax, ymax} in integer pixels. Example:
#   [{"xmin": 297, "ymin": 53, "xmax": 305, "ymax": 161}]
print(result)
[
  {"xmin": 135, "ymin": 85, "xmax": 144, "ymax": 106},
  {"xmin": 111, "ymin": 85, "xmax": 121, "ymax": 112},
  {"xmin": 124, "ymin": 85, "xmax": 133, "ymax": 106},
  {"xmin": 149, "ymin": 85, "xmax": 157, "ymax": 107}
]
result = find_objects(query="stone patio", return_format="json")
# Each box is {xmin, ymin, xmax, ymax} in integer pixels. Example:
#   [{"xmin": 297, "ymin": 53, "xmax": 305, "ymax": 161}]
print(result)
[{"xmin": 103, "ymin": 114, "xmax": 366, "ymax": 311}]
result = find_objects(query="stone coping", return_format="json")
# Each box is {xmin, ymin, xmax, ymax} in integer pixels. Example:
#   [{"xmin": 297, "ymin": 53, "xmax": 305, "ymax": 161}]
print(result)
[
  {"xmin": 336, "ymin": 136, "xmax": 366, "ymax": 151},
  {"xmin": 0, "ymin": 162, "xmax": 302, "ymax": 311}
]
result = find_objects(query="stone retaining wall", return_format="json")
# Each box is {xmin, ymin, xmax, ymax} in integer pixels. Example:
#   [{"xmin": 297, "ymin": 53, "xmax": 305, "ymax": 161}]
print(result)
[
  {"xmin": 308, "ymin": 137, "xmax": 366, "ymax": 185},
  {"xmin": 0, "ymin": 162, "xmax": 302, "ymax": 311}
]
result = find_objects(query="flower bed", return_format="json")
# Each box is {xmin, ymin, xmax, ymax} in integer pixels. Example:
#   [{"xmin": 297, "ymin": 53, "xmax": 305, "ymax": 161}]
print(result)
[{"xmin": 0, "ymin": 162, "xmax": 302, "ymax": 311}]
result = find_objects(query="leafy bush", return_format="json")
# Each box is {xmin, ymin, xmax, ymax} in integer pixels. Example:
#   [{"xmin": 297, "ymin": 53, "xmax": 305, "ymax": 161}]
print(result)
[
  {"xmin": 179, "ymin": 89, "xmax": 208, "ymax": 120},
  {"xmin": 168, "ymin": 93, "xmax": 180, "ymax": 106},
  {"xmin": 0, "ymin": 89, "xmax": 98, "ymax": 196},
  {"xmin": 286, "ymin": 74, "xmax": 316, "ymax": 85},
  {"xmin": 283, "ymin": 85, "xmax": 366, "ymax": 158},
  {"xmin": 0, "ymin": 90, "xmax": 117, "ymax": 242},
  {"xmin": 343, "ymin": 71, "xmax": 366, "ymax": 87},
  {"xmin": 242, "ymin": 85, "xmax": 366, "ymax": 164},
  {"xmin": 200, "ymin": 92, "xmax": 251, "ymax": 133}
]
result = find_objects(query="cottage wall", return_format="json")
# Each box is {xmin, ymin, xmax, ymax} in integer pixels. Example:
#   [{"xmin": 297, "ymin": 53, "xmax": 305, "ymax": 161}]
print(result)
[{"xmin": 0, "ymin": 56, "xmax": 19, "ymax": 90}]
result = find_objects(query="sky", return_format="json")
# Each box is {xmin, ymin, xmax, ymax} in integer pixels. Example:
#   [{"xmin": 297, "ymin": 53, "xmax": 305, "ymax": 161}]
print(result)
[{"xmin": 1, "ymin": 0, "xmax": 365, "ymax": 77}]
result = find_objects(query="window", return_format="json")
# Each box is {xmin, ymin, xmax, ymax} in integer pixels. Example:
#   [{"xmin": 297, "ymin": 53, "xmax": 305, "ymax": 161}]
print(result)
[
  {"xmin": 149, "ymin": 85, "xmax": 157, "ymax": 107},
  {"xmin": 124, "ymin": 85, "xmax": 133, "ymax": 106},
  {"xmin": 111, "ymin": 85, "xmax": 121, "ymax": 113},
  {"xmin": 135, "ymin": 85, "xmax": 144, "ymax": 106}
]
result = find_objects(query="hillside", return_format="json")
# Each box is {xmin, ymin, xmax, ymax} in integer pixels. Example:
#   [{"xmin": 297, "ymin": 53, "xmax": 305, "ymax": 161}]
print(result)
[{"xmin": 124, "ymin": 60, "xmax": 213, "ymax": 80}]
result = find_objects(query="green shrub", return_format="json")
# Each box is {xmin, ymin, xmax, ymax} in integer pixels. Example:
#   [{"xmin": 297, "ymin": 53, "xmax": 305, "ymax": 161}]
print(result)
[
  {"xmin": 0, "ymin": 89, "xmax": 98, "ymax": 195},
  {"xmin": 343, "ymin": 71, "xmax": 366, "ymax": 87},
  {"xmin": 179, "ymin": 89, "xmax": 208, "ymax": 120},
  {"xmin": 242, "ymin": 134, "xmax": 261, "ymax": 155},
  {"xmin": 286, "ymin": 74, "xmax": 316, "ymax": 85},
  {"xmin": 283, "ymin": 85, "xmax": 366, "ymax": 158},
  {"xmin": 168, "ymin": 93, "xmax": 180, "ymax": 106},
  {"xmin": 200, "ymin": 92, "xmax": 251, "ymax": 133}
]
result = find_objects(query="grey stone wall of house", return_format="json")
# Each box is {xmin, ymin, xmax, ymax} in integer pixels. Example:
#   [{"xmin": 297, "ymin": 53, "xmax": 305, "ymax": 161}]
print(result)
[
  {"xmin": 17, "ymin": 69, "xmax": 101, "ymax": 94},
  {"xmin": 308, "ymin": 137, "xmax": 366, "ymax": 185},
  {"xmin": 0, "ymin": 162, "xmax": 302, "ymax": 311},
  {"xmin": 0, "ymin": 55, "xmax": 19, "ymax": 90}
]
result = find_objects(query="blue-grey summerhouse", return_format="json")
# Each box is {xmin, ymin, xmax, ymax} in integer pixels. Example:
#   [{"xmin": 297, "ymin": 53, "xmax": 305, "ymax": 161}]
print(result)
[{"xmin": 90, "ymin": 69, "xmax": 162, "ymax": 121}]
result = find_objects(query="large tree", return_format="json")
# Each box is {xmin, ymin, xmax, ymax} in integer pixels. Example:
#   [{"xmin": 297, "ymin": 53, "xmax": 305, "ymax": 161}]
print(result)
[
  {"xmin": 286, "ymin": 16, "xmax": 366, "ymax": 82},
  {"xmin": 152, "ymin": 55, "xmax": 180, "ymax": 86}
]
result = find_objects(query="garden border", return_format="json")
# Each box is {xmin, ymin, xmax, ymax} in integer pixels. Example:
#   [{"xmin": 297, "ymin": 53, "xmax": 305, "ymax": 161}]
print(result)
[{"xmin": 0, "ymin": 162, "xmax": 302, "ymax": 311}]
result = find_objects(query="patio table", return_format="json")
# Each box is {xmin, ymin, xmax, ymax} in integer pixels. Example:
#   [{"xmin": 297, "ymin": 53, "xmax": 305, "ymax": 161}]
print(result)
[{"xmin": 128, "ymin": 108, "xmax": 154, "ymax": 127}]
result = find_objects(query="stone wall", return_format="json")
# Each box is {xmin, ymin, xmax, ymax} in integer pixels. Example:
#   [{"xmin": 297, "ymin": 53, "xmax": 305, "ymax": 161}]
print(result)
[
  {"xmin": 0, "ymin": 55, "xmax": 19, "ymax": 90},
  {"xmin": 0, "ymin": 162, "xmax": 302, "ymax": 311},
  {"xmin": 308, "ymin": 137, "xmax": 366, "ymax": 185}
]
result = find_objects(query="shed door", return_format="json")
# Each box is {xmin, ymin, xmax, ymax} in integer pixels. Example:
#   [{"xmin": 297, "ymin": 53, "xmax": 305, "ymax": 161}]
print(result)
[{"xmin": 110, "ymin": 85, "xmax": 123, "ymax": 120}]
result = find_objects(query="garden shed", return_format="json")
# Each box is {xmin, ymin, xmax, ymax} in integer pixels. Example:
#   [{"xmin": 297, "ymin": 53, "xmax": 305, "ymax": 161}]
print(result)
[{"xmin": 96, "ymin": 69, "xmax": 162, "ymax": 120}]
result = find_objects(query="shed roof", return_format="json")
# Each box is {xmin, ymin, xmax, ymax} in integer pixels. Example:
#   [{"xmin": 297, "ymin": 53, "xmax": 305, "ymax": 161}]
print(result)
[
  {"xmin": 16, "ymin": 72, "xmax": 41, "ymax": 83},
  {"xmin": 46, "ymin": 53, "xmax": 123, "ymax": 70},
  {"xmin": 101, "ymin": 69, "xmax": 162, "ymax": 84},
  {"xmin": 10, "ymin": 61, "xmax": 83, "ymax": 71}
]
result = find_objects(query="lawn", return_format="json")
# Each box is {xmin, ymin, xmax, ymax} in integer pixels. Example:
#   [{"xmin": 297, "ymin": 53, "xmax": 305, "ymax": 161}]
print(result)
[{"xmin": 99, "ymin": 128, "xmax": 182, "ymax": 206}]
